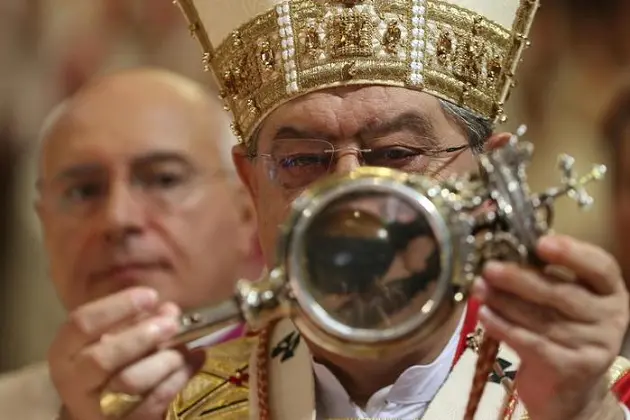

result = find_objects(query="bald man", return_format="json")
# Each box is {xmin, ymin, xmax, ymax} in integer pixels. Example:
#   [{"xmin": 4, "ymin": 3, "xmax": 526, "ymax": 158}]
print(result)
[{"xmin": 0, "ymin": 68, "xmax": 262, "ymax": 419}]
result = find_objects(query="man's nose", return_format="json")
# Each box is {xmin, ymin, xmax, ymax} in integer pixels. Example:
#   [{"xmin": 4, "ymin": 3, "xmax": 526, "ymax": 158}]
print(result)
[
  {"xmin": 332, "ymin": 152, "xmax": 362, "ymax": 175},
  {"xmin": 102, "ymin": 183, "xmax": 146, "ymax": 241}
]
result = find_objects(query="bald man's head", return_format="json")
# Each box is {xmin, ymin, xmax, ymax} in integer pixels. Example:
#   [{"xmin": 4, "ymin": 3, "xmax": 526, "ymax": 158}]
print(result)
[
  {"xmin": 36, "ymin": 68, "xmax": 259, "ymax": 311},
  {"xmin": 38, "ymin": 68, "xmax": 237, "ymax": 182}
]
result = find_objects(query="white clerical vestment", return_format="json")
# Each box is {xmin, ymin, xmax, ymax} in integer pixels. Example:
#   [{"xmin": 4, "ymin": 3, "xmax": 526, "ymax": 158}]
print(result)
[{"xmin": 313, "ymin": 308, "xmax": 463, "ymax": 419}]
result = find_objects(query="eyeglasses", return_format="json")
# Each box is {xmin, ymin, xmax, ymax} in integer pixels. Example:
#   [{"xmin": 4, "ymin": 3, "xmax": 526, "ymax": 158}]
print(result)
[{"xmin": 252, "ymin": 139, "xmax": 469, "ymax": 190}]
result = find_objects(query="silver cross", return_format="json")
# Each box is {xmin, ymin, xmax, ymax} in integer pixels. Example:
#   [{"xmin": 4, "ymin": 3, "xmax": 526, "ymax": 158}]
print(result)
[{"xmin": 544, "ymin": 154, "xmax": 607, "ymax": 210}]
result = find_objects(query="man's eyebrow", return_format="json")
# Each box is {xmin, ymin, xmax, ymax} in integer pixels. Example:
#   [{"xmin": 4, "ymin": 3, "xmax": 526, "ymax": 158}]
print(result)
[
  {"xmin": 360, "ymin": 112, "xmax": 438, "ymax": 145},
  {"xmin": 50, "ymin": 152, "xmax": 192, "ymax": 183},
  {"xmin": 53, "ymin": 164, "xmax": 104, "ymax": 183},
  {"xmin": 272, "ymin": 126, "xmax": 336, "ymax": 142},
  {"xmin": 131, "ymin": 151, "xmax": 191, "ymax": 167}
]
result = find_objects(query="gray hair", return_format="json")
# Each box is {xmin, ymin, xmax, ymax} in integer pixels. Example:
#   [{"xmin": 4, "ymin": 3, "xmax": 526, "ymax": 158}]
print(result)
[{"xmin": 438, "ymin": 99, "xmax": 493, "ymax": 153}]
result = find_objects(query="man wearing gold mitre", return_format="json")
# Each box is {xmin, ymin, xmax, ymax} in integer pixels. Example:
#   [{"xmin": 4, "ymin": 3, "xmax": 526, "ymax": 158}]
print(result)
[{"xmin": 106, "ymin": 1, "xmax": 630, "ymax": 419}]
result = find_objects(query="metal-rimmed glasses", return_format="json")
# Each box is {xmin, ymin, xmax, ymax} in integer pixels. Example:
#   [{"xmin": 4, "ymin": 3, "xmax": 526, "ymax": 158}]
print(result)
[{"xmin": 251, "ymin": 138, "xmax": 469, "ymax": 190}]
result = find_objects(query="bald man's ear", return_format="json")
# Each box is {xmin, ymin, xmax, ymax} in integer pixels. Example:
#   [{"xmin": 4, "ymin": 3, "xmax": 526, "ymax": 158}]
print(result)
[
  {"xmin": 34, "ymin": 199, "xmax": 43, "ymax": 222},
  {"xmin": 484, "ymin": 132, "xmax": 512, "ymax": 152},
  {"xmin": 33, "ymin": 197, "xmax": 49, "ymax": 234},
  {"xmin": 227, "ymin": 182, "xmax": 261, "ymax": 270},
  {"xmin": 232, "ymin": 144, "xmax": 259, "ymax": 201}
]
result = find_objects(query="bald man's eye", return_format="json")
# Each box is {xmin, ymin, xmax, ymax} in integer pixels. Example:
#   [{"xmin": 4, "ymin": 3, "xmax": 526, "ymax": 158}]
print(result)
[
  {"xmin": 64, "ymin": 183, "xmax": 104, "ymax": 202},
  {"xmin": 155, "ymin": 172, "xmax": 183, "ymax": 188},
  {"xmin": 140, "ymin": 170, "xmax": 187, "ymax": 189}
]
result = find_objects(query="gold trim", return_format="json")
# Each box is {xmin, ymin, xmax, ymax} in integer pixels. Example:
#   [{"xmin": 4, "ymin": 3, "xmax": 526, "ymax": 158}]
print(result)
[
  {"xmin": 497, "ymin": 0, "xmax": 539, "ymax": 124},
  {"xmin": 167, "ymin": 337, "xmax": 257, "ymax": 419},
  {"xmin": 174, "ymin": 0, "xmax": 213, "ymax": 56},
  {"xmin": 609, "ymin": 356, "xmax": 630, "ymax": 386}
]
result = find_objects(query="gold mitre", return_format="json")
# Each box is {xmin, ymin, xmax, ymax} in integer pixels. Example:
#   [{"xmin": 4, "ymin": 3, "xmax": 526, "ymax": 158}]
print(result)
[{"xmin": 175, "ymin": 0, "xmax": 540, "ymax": 147}]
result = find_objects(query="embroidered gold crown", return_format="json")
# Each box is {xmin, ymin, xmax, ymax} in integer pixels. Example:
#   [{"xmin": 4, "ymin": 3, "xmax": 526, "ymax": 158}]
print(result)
[{"xmin": 175, "ymin": 0, "xmax": 539, "ymax": 147}]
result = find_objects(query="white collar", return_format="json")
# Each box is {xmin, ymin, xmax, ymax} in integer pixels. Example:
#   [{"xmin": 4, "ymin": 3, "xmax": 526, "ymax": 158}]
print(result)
[{"xmin": 312, "ymin": 309, "xmax": 465, "ymax": 416}]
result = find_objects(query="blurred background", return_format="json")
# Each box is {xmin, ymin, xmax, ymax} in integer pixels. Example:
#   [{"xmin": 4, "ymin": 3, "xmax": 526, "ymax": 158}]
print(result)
[{"xmin": 0, "ymin": 0, "xmax": 629, "ymax": 373}]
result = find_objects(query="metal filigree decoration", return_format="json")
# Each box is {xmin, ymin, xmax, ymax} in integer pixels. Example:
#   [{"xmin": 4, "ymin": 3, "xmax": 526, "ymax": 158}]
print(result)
[
  {"xmin": 330, "ymin": 12, "xmax": 374, "ymax": 58},
  {"xmin": 304, "ymin": 24, "xmax": 322, "ymax": 54},
  {"xmin": 464, "ymin": 125, "xmax": 606, "ymax": 273},
  {"xmin": 258, "ymin": 41, "xmax": 276, "ymax": 70},
  {"xmin": 436, "ymin": 32, "xmax": 453, "ymax": 67},
  {"xmin": 383, "ymin": 20, "xmax": 402, "ymax": 54}
]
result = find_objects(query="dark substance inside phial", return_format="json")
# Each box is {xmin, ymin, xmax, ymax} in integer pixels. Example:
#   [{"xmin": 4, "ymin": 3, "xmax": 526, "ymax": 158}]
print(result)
[{"xmin": 303, "ymin": 191, "xmax": 442, "ymax": 330}]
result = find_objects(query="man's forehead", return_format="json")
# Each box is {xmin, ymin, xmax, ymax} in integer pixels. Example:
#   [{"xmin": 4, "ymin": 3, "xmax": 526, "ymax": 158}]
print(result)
[
  {"xmin": 259, "ymin": 87, "xmax": 452, "ymax": 141},
  {"xmin": 266, "ymin": 87, "xmax": 442, "ymax": 123},
  {"xmin": 39, "ymin": 101, "xmax": 208, "ymax": 179}
]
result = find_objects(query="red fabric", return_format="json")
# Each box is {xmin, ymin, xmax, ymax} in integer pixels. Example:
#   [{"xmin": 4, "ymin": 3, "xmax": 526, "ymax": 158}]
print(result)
[
  {"xmin": 453, "ymin": 299, "xmax": 481, "ymax": 366},
  {"xmin": 612, "ymin": 370, "xmax": 630, "ymax": 407}
]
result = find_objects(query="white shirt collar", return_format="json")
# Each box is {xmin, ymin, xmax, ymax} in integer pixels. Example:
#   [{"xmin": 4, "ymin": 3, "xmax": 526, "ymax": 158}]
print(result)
[{"xmin": 312, "ymin": 309, "xmax": 465, "ymax": 418}]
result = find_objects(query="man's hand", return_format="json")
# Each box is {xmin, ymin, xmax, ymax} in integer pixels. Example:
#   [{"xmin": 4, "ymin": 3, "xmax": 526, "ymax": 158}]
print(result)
[
  {"xmin": 472, "ymin": 234, "xmax": 629, "ymax": 420},
  {"xmin": 49, "ymin": 287, "xmax": 205, "ymax": 420}
]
